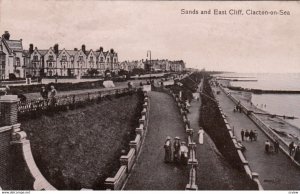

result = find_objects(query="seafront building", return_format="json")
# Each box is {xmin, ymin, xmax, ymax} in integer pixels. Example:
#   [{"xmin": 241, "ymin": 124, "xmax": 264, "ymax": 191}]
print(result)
[{"xmin": 0, "ymin": 31, "xmax": 185, "ymax": 80}]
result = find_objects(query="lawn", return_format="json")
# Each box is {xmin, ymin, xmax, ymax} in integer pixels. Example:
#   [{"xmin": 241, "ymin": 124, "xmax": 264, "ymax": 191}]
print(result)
[{"xmin": 21, "ymin": 92, "xmax": 143, "ymax": 190}]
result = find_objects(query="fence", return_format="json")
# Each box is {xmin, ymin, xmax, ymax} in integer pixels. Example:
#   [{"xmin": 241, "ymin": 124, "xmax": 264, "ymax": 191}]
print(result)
[{"xmin": 17, "ymin": 88, "xmax": 138, "ymax": 114}]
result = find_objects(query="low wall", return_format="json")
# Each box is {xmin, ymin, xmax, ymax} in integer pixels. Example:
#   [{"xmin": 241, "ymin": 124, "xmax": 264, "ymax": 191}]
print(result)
[
  {"xmin": 8, "ymin": 124, "xmax": 56, "ymax": 190},
  {"xmin": 219, "ymin": 85, "xmax": 300, "ymax": 167},
  {"xmin": 168, "ymin": 89, "xmax": 198, "ymax": 190},
  {"xmin": 215, "ymin": 86, "xmax": 265, "ymax": 190},
  {"xmin": 104, "ymin": 92, "xmax": 150, "ymax": 190}
]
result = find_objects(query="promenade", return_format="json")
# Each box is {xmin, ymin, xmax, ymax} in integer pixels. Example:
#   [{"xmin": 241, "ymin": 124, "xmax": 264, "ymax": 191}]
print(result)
[
  {"xmin": 124, "ymin": 91, "xmax": 188, "ymax": 190},
  {"xmin": 213, "ymin": 86, "xmax": 300, "ymax": 190}
]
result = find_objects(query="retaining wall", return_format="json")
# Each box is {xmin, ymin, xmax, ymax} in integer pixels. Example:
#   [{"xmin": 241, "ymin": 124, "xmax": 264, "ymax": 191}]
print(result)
[
  {"xmin": 0, "ymin": 95, "xmax": 56, "ymax": 190},
  {"xmin": 104, "ymin": 91, "xmax": 150, "ymax": 190}
]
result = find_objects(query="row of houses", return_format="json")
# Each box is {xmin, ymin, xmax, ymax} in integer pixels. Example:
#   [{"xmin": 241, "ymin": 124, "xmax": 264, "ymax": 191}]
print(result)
[
  {"xmin": 0, "ymin": 32, "xmax": 119, "ymax": 79},
  {"xmin": 120, "ymin": 59, "xmax": 185, "ymax": 73},
  {"xmin": 0, "ymin": 32, "xmax": 185, "ymax": 80}
]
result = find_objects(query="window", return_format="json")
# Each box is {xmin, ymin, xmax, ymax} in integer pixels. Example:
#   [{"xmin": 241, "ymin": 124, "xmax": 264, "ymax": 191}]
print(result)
[
  {"xmin": 62, "ymin": 55, "xmax": 67, "ymax": 61},
  {"xmin": 49, "ymin": 55, "xmax": 54, "ymax": 61},
  {"xmin": 90, "ymin": 56, "xmax": 93, "ymax": 62},
  {"xmin": 16, "ymin": 58, "xmax": 20, "ymax": 67},
  {"xmin": 79, "ymin": 56, "xmax": 83, "ymax": 61},
  {"xmin": 49, "ymin": 62, "xmax": 52, "ymax": 68},
  {"xmin": 0, "ymin": 54, "xmax": 5, "ymax": 67},
  {"xmin": 33, "ymin": 55, "xmax": 38, "ymax": 61},
  {"xmin": 100, "ymin": 57, "xmax": 104, "ymax": 62}
]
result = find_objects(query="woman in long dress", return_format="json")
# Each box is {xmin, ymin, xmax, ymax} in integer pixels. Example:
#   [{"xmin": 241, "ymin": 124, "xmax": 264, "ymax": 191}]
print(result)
[{"xmin": 164, "ymin": 136, "xmax": 172, "ymax": 163}]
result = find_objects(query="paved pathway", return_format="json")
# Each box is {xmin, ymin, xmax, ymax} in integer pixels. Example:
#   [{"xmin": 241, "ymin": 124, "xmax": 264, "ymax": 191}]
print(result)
[
  {"xmin": 213, "ymin": 86, "xmax": 300, "ymax": 190},
  {"xmin": 124, "ymin": 91, "xmax": 189, "ymax": 190},
  {"xmin": 187, "ymin": 84, "xmax": 257, "ymax": 190}
]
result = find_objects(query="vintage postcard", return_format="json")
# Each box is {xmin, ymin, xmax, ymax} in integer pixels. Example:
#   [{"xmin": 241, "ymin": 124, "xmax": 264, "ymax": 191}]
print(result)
[{"xmin": 0, "ymin": 0, "xmax": 299, "ymax": 192}]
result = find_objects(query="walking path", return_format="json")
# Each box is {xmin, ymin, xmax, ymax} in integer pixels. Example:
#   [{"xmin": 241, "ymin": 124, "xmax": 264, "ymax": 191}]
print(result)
[
  {"xmin": 213, "ymin": 86, "xmax": 300, "ymax": 190},
  {"xmin": 187, "ymin": 84, "xmax": 257, "ymax": 190},
  {"xmin": 124, "ymin": 91, "xmax": 189, "ymax": 190}
]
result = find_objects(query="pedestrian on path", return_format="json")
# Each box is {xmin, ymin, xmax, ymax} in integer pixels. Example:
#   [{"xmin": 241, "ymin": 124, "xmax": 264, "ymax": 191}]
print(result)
[
  {"xmin": 294, "ymin": 146, "xmax": 300, "ymax": 162},
  {"xmin": 198, "ymin": 128, "xmax": 204, "ymax": 144},
  {"xmin": 173, "ymin": 137, "xmax": 181, "ymax": 162},
  {"xmin": 249, "ymin": 130, "xmax": 255, "ymax": 142},
  {"xmin": 274, "ymin": 140, "xmax": 279, "ymax": 153},
  {"xmin": 265, "ymin": 140, "xmax": 271, "ymax": 153},
  {"xmin": 164, "ymin": 136, "xmax": 172, "ymax": 163},
  {"xmin": 245, "ymin": 130, "xmax": 250, "ymax": 141},
  {"xmin": 289, "ymin": 141, "xmax": 295, "ymax": 156},
  {"xmin": 241, "ymin": 129, "xmax": 245, "ymax": 141}
]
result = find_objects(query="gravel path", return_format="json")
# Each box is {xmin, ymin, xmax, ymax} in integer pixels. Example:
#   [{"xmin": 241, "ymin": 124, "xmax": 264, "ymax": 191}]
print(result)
[{"xmin": 124, "ymin": 91, "xmax": 189, "ymax": 190}]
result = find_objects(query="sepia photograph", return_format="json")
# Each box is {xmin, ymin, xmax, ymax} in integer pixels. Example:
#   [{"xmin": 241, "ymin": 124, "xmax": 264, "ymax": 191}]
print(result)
[{"xmin": 0, "ymin": 0, "xmax": 299, "ymax": 191}]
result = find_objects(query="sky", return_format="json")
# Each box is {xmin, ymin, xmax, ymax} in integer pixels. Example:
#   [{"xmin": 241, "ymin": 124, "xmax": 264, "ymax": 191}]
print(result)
[{"xmin": 0, "ymin": 0, "xmax": 299, "ymax": 73}]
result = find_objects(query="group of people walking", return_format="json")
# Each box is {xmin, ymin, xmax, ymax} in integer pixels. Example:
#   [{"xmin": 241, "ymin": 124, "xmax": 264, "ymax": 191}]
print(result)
[
  {"xmin": 164, "ymin": 136, "xmax": 188, "ymax": 164},
  {"xmin": 241, "ymin": 129, "xmax": 258, "ymax": 141},
  {"xmin": 289, "ymin": 141, "xmax": 300, "ymax": 162},
  {"xmin": 264, "ymin": 140, "xmax": 280, "ymax": 154},
  {"xmin": 40, "ymin": 85, "xmax": 57, "ymax": 106}
]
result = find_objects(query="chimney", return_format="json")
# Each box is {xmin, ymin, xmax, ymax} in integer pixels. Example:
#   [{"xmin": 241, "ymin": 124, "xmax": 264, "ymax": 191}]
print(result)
[
  {"xmin": 29, "ymin": 44, "xmax": 34, "ymax": 54},
  {"xmin": 110, "ymin": 49, "xmax": 114, "ymax": 54},
  {"xmin": 82, "ymin": 45, "xmax": 86, "ymax": 54},
  {"xmin": 99, "ymin": 47, "xmax": 103, "ymax": 52},
  {"xmin": 54, "ymin": 44, "xmax": 59, "ymax": 55},
  {"xmin": 74, "ymin": 48, "xmax": 78, "ymax": 51}
]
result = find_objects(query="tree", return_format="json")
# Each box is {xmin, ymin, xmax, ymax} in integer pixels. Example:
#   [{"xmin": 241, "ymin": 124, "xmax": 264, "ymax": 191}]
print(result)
[
  {"xmin": 118, "ymin": 69, "xmax": 129, "ymax": 76},
  {"xmin": 87, "ymin": 68, "xmax": 99, "ymax": 76},
  {"xmin": 132, "ymin": 68, "xmax": 145, "ymax": 76}
]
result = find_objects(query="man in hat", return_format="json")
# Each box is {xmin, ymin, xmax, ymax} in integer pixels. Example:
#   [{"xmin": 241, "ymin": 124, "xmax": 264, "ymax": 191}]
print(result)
[
  {"xmin": 173, "ymin": 137, "xmax": 181, "ymax": 162},
  {"xmin": 164, "ymin": 136, "xmax": 172, "ymax": 163}
]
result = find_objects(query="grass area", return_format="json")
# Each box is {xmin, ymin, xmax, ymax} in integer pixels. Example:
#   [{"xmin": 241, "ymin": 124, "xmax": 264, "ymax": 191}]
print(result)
[
  {"xmin": 21, "ymin": 92, "xmax": 143, "ymax": 190},
  {"xmin": 199, "ymin": 77, "xmax": 258, "ymax": 190}
]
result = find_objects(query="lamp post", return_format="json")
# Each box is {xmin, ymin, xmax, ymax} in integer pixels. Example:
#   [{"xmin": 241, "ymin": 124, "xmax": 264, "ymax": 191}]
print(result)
[{"xmin": 147, "ymin": 50, "xmax": 151, "ymax": 83}]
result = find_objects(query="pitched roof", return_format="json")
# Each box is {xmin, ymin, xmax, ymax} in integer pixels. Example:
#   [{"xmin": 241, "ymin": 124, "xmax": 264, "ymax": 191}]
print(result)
[
  {"xmin": 66, "ymin": 50, "xmax": 78, "ymax": 56},
  {"xmin": 5, "ymin": 39, "xmax": 23, "ymax": 52},
  {"xmin": 38, "ymin": 50, "xmax": 48, "ymax": 56}
]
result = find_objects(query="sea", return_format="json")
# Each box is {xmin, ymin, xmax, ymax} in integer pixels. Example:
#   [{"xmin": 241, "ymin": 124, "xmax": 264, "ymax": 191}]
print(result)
[{"xmin": 217, "ymin": 73, "xmax": 300, "ymax": 129}]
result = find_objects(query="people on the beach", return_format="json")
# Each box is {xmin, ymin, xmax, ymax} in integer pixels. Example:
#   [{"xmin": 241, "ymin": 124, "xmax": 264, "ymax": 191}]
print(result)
[
  {"xmin": 164, "ymin": 136, "xmax": 172, "ymax": 163},
  {"xmin": 289, "ymin": 141, "xmax": 295, "ymax": 156},
  {"xmin": 265, "ymin": 140, "xmax": 271, "ymax": 153},
  {"xmin": 241, "ymin": 129, "xmax": 245, "ymax": 141}
]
